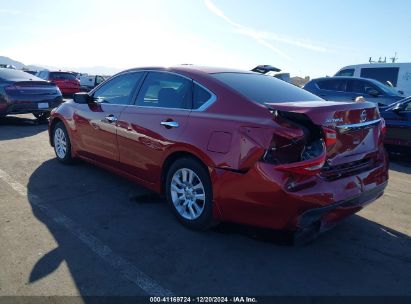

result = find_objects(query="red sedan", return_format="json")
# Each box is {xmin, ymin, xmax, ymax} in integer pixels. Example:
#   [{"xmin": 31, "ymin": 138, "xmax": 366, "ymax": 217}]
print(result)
[
  {"xmin": 37, "ymin": 70, "xmax": 80, "ymax": 95},
  {"xmin": 48, "ymin": 66, "xmax": 388, "ymax": 241}
]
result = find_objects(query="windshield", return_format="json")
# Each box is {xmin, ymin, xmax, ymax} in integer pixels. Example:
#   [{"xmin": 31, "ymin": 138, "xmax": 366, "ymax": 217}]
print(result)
[
  {"xmin": 211, "ymin": 72, "xmax": 322, "ymax": 104},
  {"xmin": 368, "ymin": 78, "xmax": 401, "ymax": 96}
]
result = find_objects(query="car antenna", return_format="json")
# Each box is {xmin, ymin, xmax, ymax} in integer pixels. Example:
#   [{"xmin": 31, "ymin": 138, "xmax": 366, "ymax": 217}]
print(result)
[{"xmin": 390, "ymin": 52, "xmax": 398, "ymax": 63}]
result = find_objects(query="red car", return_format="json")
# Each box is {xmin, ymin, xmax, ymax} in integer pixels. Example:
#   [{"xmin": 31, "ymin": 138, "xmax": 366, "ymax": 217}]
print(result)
[
  {"xmin": 37, "ymin": 70, "xmax": 80, "ymax": 95},
  {"xmin": 48, "ymin": 66, "xmax": 388, "ymax": 241}
]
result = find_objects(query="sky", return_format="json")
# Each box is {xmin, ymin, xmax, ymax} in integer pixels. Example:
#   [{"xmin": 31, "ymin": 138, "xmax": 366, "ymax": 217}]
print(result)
[{"xmin": 0, "ymin": 0, "xmax": 410, "ymax": 77}]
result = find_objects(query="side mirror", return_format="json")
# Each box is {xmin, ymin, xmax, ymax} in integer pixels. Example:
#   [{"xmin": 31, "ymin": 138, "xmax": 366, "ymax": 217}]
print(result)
[
  {"xmin": 367, "ymin": 89, "xmax": 380, "ymax": 97},
  {"xmin": 73, "ymin": 92, "xmax": 92, "ymax": 104},
  {"xmin": 392, "ymin": 103, "xmax": 406, "ymax": 113},
  {"xmin": 398, "ymin": 90, "xmax": 404, "ymax": 95}
]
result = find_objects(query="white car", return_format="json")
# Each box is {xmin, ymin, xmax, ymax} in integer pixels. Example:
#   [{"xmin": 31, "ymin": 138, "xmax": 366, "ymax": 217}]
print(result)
[
  {"xmin": 335, "ymin": 63, "xmax": 411, "ymax": 97},
  {"xmin": 79, "ymin": 75, "xmax": 107, "ymax": 91}
]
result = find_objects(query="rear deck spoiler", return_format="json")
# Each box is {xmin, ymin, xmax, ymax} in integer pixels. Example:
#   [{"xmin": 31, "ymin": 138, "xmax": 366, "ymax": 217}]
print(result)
[{"xmin": 251, "ymin": 65, "xmax": 281, "ymax": 74}]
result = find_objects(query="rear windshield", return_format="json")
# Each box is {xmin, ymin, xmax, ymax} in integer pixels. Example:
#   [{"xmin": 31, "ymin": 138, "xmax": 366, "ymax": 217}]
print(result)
[
  {"xmin": 0, "ymin": 68, "xmax": 43, "ymax": 82},
  {"xmin": 49, "ymin": 72, "xmax": 77, "ymax": 80},
  {"xmin": 211, "ymin": 72, "xmax": 322, "ymax": 104}
]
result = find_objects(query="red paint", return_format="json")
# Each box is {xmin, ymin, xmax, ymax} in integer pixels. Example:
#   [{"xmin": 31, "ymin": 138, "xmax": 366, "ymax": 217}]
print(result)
[
  {"xmin": 47, "ymin": 71, "xmax": 80, "ymax": 95},
  {"xmin": 49, "ymin": 66, "xmax": 388, "ymax": 232}
]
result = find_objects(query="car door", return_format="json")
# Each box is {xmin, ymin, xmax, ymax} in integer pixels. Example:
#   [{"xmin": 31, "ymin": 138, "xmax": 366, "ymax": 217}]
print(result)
[
  {"xmin": 73, "ymin": 71, "xmax": 144, "ymax": 166},
  {"xmin": 384, "ymin": 100, "xmax": 411, "ymax": 147},
  {"xmin": 347, "ymin": 79, "xmax": 388, "ymax": 105},
  {"xmin": 117, "ymin": 71, "xmax": 192, "ymax": 184}
]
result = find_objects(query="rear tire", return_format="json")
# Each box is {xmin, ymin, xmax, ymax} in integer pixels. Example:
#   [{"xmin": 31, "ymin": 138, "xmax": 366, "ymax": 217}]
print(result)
[
  {"xmin": 52, "ymin": 122, "xmax": 74, "ymax": 164},
  {"xmin": 33, "ymin": 111, "xmax": 50, "ymax": 121},
  {"xmin": 165, "ymin": 157, "xmax": 214, "ymax": 230}
]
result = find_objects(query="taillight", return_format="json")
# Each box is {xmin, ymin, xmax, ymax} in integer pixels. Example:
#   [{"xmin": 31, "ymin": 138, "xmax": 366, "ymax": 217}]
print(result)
[
  {"xmin": 261, "ymin": 135, "xmax": 326, "ymax": 176},
  {"xmin": 322, "ymin": 127, "xmax": 337, "ymax": 149},
  {"xmin": 275, "ymin": 151, "xmax": 326, "ymax": 176}
]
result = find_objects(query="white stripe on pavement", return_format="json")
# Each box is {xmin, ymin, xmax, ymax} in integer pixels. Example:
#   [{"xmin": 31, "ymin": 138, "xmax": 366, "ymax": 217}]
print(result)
[{"xmin": 0, "ymin": 168, "xmax": 173, "ymax": 296}]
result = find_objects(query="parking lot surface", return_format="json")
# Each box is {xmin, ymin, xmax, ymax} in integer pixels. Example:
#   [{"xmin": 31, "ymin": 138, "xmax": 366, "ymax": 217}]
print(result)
[{"xmin": 1, "ymin": 114, "xmax": 411, "ymax": 297}]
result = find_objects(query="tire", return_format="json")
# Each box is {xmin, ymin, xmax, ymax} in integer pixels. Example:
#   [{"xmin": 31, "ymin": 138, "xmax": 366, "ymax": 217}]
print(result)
[
  {"xmin": 52, "ymin": 122, "xmax": 74, "ymax": 164},
  {"xmin": 165, "ymin": 157, "xmax": 214, "ymax": 230},
  {"xmin": 33, "ymin": 111, "xmax": 50, "ymax": 121}
]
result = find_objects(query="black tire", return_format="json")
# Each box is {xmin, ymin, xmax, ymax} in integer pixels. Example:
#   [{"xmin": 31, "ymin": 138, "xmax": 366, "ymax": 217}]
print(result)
[
  {"xmin": 52, "ymin": 121, "xmax": 74, "ymax": 164},
  {"xmin": 33, "ymin": 111, "xmax": 50, "ymax": 121},
  {"xmin": 165, "ymin": 157, "xmax": 214, "ymax": 230}
]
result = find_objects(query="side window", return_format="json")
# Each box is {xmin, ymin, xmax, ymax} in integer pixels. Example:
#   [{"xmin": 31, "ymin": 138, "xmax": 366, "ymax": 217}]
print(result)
[
  {"xmin": 405, "ymin": 101, "xmax": 411, "ymax": 111},
  {"xmin": 335, "ymin": 69, "xmax": 354, "ymax": 77},
  {"xmin": 136, "ymin": 72, "xmax": 192, "ymax": 109},
  {"xmin": 317, "ymin": 79, "xmax": 347, "ymax": 92},
  {"xmin": 360, "ymin": 67, "xmax": 399, "ymax": 86},
  {"xmin": 93, "ymin": 72, "xmax": 143, "ymax": 105},
  {"xmin": 348, "ymin": 80, "xmax": 380, "ymax": 95},
  {"xmin": 96, "ymin": 76, "xmax": 105, "ymax": 85},
  {"xmin": 193, "ymin": 84, "xmax": 213, "ymax": 109},
  {"xmin": 38, "ymin": 71, "xmax": 47, "ymax": 79}
]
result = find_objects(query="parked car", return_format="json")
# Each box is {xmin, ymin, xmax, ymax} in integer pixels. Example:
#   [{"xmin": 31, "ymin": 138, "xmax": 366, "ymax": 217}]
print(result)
[
  {"xmin": 36, "ymin": 70, "xmax": 80, "ymax": 95},
  {"xmin": 79, "ymin": 75, "xmax": 107, "ymax": 92},
  {"xmin": 0, "ymin": 68, "xmax": 63, "ymax": 120},
  {"xmin": 303, "ymin": 76, "xmax": 404, "ymax": 106},
  {"xmin": 48, "ymin": 66, "xmax": 388, "ymax": 242},
  {"xmin": 335, "ymin": 62, "xmax": 411, "ymax": 96},
  {"xmin": 380, "ymin": 97, "xmax": 411, "ymax": 152}
]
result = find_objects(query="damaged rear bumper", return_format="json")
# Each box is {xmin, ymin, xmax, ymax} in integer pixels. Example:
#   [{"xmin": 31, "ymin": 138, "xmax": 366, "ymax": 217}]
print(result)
[
  {"xmin": 212, "ymin": 148, "xmax": 388, "ymax": 234},
  {"xmin": 293, "ymin": 181, "xmax": 387, "ymax": 244},
  {"xmin": 298, "ymin": 181, "xmax": 387, "ymax": 229}
]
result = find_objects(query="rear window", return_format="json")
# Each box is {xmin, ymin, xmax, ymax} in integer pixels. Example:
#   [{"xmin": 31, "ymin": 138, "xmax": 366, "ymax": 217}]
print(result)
[
  {"xmin": 211, "ymin": 73, "xmax": 321, "ymax": 104},
  {"xmin": 360, "ymin": 67, "xmax": 399, "ymax": 86},
  {"xmin": 0, "ymin": 69, "xmax": 42, "ymax": 82},
  {"xmin": 49, "ymin": 72, "xmax": 77, "ymax": 81}
]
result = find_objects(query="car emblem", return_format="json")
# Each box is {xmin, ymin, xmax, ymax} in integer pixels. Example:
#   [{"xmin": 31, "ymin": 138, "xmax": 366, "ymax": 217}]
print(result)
[
  {"xmin": 325, "ymin": 117, "xmax": 343, "ymax": 124},
  {"xmin": 360, "ymin": 110, "xmax": 367, "ymax": 123}
]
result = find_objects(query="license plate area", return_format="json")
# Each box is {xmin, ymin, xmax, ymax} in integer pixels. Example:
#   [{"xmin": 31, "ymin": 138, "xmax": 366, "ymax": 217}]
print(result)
[{"xmin": 38, "ymin": 103, "xmax": 49, "ymax": 109}]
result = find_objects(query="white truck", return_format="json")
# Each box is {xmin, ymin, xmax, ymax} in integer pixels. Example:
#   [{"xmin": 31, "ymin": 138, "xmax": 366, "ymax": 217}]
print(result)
[
  {"xmin": 335, "ymin": 63, "xmax": 411, "ymax": 97},
  {"xmin": 79, "ymin": 75, "xmax": 107, "ymax": 92}
]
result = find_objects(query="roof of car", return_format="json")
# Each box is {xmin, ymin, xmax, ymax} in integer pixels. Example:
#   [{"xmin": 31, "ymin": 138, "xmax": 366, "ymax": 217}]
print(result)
[
  {"xmin": 123, "ymin": 65, "xmax": 255, "ymax": 75},
  {"xmin": 312, "ymin": 76, "xmax": 369, "ymax": 81}
]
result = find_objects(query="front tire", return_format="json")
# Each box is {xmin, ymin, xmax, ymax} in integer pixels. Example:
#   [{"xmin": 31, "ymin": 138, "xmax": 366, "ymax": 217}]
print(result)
[
  {"xmin": 52, "ymin": 122, "xmax": 73, "ymax": 164},
  {"xmin": 165, "ymin": 157, "xmax": 214, "ymax": 230}
]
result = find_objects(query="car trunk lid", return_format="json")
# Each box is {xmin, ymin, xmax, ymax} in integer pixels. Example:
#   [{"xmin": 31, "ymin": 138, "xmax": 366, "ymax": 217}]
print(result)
[
  {"xmin": 265, "ymin": 101, "xmax": 382, "ymax": 167},
  {"xmin": 5, "ymin": 81, "xmax": 60, "ymax": 95}
]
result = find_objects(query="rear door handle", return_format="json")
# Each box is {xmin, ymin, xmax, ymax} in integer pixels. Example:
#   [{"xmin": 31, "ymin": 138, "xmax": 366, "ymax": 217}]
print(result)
[
  {"xmin": 161, "ymin": 121, "xmax": 179, "ymax": 128},
  {"xmin": 105, "ymin": 115, "xmax": 118, "ymax": 124}
]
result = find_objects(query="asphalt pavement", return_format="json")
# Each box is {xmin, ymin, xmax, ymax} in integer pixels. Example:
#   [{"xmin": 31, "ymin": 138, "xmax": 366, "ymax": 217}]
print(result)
[{"xmin": 0, "ymin": 114, "xmax": 410, "ymax": 299}]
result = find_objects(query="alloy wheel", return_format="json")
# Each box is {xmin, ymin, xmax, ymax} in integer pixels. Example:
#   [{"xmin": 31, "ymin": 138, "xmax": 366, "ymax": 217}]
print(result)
[
  {"xmin": 54, "ymin": 128, "xmax": 67, "ymax": 159},
  {"xmin": 170, "ymin": 168, "xmax": 206, "ymax": 220}
]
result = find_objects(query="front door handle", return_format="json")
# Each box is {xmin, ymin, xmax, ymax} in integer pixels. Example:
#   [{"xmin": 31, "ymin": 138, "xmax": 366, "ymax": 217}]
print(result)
[
  {"xmin": 105, "ymin": 115, "xmax": 118, "ymax": 124},
  {"xmin": 161, "ymin": 121, "xmax": 179, "ymax": 128}
]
